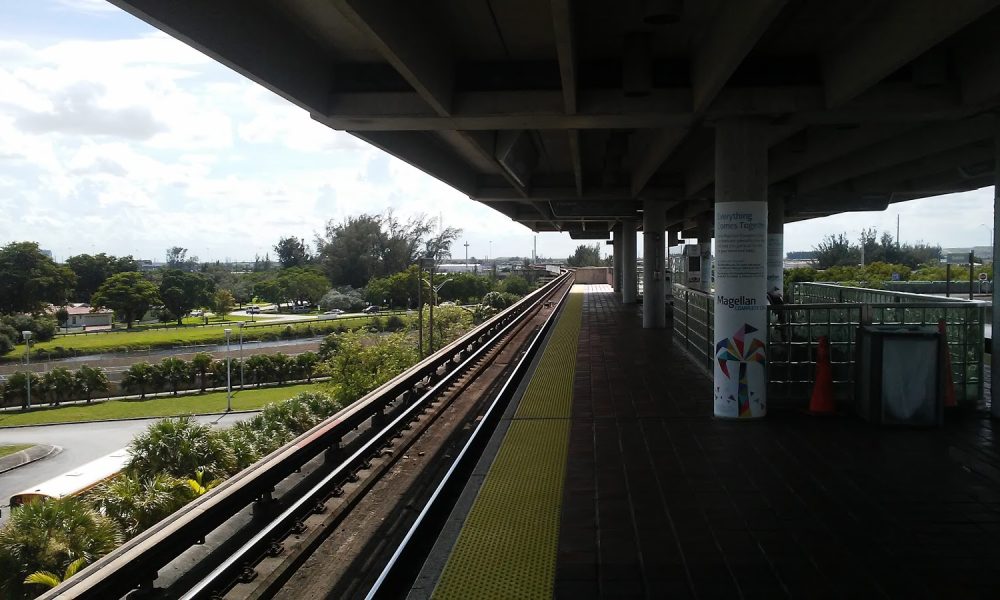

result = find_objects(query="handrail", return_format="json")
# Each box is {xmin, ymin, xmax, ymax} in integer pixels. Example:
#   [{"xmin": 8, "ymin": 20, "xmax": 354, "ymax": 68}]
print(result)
[{"xmin": 42, "ymin": 272, "xmax": 571, "ymax": 599}]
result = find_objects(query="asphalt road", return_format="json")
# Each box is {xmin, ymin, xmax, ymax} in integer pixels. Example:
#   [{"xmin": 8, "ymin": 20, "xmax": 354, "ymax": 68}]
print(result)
[{"xmin": 0, "ymin": 412, "xmax": 256, "ymax": 522}]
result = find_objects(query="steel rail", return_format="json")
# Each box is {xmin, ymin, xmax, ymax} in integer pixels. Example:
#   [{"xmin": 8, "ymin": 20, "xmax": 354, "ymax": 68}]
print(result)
[
  {"xmin": 365, "ymin": 281, "xmax": 574, "ymax": 598},
  {"xmin": 41, "ymin": 272, "xmax": 570, "ymax": 600}
]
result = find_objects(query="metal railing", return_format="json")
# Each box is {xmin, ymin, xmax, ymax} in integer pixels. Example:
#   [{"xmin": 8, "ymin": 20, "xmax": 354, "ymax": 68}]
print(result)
[
  {"xmin": 791, "ymin": 281, "xmax": 973, "ymax": 304},
  {"xmin": 672, "ymin": 284, "xmax": 985, "ymax": 407}
]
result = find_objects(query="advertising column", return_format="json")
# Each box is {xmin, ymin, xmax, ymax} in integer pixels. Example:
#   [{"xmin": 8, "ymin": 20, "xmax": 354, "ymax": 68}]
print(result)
[
  {"xmin": 714, "ymin": 118, "xmax": 768, "ymax": 419},
  {"xmin": 714, "ymin": 204, "xmax": 768, "ymax": 417}
]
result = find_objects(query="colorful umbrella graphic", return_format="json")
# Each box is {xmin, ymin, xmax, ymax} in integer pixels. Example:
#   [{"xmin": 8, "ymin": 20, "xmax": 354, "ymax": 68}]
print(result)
[{"xmin": 716, "ymin": 323, "xmax": 766, "ymax": 417}]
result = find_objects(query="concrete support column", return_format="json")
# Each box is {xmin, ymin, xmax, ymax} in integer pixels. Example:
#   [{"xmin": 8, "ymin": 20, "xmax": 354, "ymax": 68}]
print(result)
[
  {"xmin": 622, "ymin": 220, "xmax": 638, "ymax": 303},
  {"xmin": 612, "ymin": 222, "xmax": 623, "ymax": 295},
  {"xmin": 696, "ymin": 213, "xmax": 713, "ymax": 293},
  {"xmin": 643, "ymin": 200, "xmax": 667, "ymax": 328},
  {"xmin": 992, "ymin": 124, "xmax": 1000, "ymax": 418},
  {"xmin": 767, "ymin": 195, "xmax": 785, "ymax": 300},
  {"xmin": 714, "ymin": 118, "xmax": 769, "ymax": 419}
]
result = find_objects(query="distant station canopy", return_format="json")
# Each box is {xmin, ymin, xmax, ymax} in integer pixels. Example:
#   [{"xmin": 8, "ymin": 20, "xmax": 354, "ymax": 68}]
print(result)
[{"xmin": 107, "ymin": 0, "xmax": 1000, "ymax": 239}]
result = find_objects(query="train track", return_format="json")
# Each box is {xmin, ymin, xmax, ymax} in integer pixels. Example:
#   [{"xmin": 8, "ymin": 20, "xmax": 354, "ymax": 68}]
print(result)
[{"xmin": 43, "ymin": 273, "xmax": 573, "ymax": 600}]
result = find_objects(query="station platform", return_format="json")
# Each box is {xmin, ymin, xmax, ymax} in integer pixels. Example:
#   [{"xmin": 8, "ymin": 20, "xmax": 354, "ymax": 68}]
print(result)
[{"xmin": 426, "ymin": 284, "xmax": 1000, "ymax": 599}]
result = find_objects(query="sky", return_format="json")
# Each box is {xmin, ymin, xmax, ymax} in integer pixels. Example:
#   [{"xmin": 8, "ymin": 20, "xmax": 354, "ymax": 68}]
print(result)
[{"xmin": 0, "ymin": 1, "xmax": 996, "ymax": 264}]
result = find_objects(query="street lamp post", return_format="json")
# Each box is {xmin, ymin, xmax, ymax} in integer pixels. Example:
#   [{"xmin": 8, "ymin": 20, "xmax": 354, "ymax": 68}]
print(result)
[
  {"xmin": 424, "ymin": 277, "xmax": 453, "ymax": 355},
  {"xmin": 224, "ymin": 328, "xmax": 232, "ymax": 412},
  {"xmin": 22, "ymin": 331, "xmax": 32, "ymax": 410},
  {"xmin": 238, "ymin": 322, "xmax": 245, "ymax": 389}
]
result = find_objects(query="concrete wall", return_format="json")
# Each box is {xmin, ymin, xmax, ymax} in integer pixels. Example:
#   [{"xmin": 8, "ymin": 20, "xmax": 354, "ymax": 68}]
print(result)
[{"xmin": 574, "ymin": 267, "xmax": 612, "ymax": 284}]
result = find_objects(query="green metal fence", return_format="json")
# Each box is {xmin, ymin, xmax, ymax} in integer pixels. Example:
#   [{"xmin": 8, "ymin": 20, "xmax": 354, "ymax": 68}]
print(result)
[
  {"xmin": 791, "ymin": 281, "xmax": 971, "ymax": 305},
  {"xmin": 672, "ymin": 283, "xmax": 985, "ymax": 408}
]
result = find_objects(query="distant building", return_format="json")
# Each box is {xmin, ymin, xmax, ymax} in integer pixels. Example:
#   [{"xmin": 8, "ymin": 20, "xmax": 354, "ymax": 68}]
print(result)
[
  {"xmin": 50, "ymin": 304, "xmax": 114, "ymax": 329},
  {"xmin": 436, "ymin": 263, "xmax": 485, "ymax": 273}
]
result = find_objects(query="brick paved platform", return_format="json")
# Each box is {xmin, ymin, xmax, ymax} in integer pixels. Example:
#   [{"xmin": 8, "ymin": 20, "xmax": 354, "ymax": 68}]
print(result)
[{"xmin": 557, "ymin": 285, "xmax": 1000, "ymax": 599}]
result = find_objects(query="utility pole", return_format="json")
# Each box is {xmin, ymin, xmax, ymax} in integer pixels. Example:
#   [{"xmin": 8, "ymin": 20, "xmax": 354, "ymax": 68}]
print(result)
[
  {"xmin": 417, "ymin": 261, "xmax": 423, "ymax": 358},
  {"xmin": 464, "ymin": 241, "xmax": 469, "ymax": 266}
]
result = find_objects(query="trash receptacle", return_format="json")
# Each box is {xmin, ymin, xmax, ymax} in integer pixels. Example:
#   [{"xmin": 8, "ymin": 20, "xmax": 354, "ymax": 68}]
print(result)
[{"xmin": 856, "ymin": 325, "xmax": 943, "ymax": 427}]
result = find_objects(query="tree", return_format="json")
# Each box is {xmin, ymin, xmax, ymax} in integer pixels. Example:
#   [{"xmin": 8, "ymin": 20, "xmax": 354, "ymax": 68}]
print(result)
[
  {"xmin": 165, "ymin": 247, "xmax": 198, "ymax": 270},
  {"xmin": 277, "ymin": 268, "xmax": 328, "ymax": 306},
  {"xmin": 55, "ymin": 307, "xmax": 69, "ymax": 331},
  {"xmin": 319, "ymin": 287, "xmax": 365, "ymax": 311},
  {"xmin": 0, "ymin": 241, "xmax": 77, "ymax": 314},
  {"xmin": 326, "ymin": 332, "xmax": 417, "ymax": 405},
  {"xmin": 269, "ymin": 353, "xmax": 292, "ymax": 385},
  {"xmin": 500, "ymin": 275, "xmax": 530, "ymax": 296},
  {"xmin": 65, "ymin": 253, "xmax": 138, "ymax": 303},
  {"xmin": 212, "ymin": 289, "xmax": 235, "ymax": 320},
  {"xmin": 566, "ymin": 244, "xmax": 602, "ymax": 267},
  {"xmin": 122, "ymin": 362, "xmax": 156, "ymax": 399},
  {"xmin": 315, "ymin": 212, "xmax": 461, "ymax": 288},
  {"xmin": 75, "ymin": 365, "xmax": 110, "ymax": 403},
  {"xmin": 3, "ymin": 372, "xmax": 40, "ymax": 409},
  {"xmin": 90, "ymin": 473, "xmax": 193, "ymax": 539},
  {"xmin": 157, "ymin": 357, "xmax": 192, "ymax": 396},
  {"xmin": 244, "ymin": 354, "xmax": 274, "ymax": 387},
  {"xmin": 91, "ymin": 272, "xmax": 159, "ymax": 329},
  {"xmin": 42, "ymin": 368, "xmax": 77, "ymax": 406},
  {"xmin": 126, "ymin": 416, "xmax": 236, "ymax": 481},
  {"xmin": 274, "ymin": 236, "xmax": 311, "ymax": 268},
  {"xmin": 190, "ymin": 352, "xmax": 214, "ymax": 392},
  {"xmin": 294, "ymin": 352, "xmax": 320, "ymax": 383},
  {"xmin": 24, "ymin": 557, "xmax": 89, "ymax": 591},
  {"xmin": 0, "ymin": 497, "xmax": 121, "ymax": 599},
  {"xmin": 159, "ymin": 269, "xmax": 214, "ymax": 325}
]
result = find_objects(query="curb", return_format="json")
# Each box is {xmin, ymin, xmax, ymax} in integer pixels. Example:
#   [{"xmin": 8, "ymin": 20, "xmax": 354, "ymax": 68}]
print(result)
[
  {"xmin": 0, "ymin": 410, "xmax": 262, "ymax": 430},
  {"xmin": 0, "ymin": 444, "xmax": 61, "ymax": 474}
]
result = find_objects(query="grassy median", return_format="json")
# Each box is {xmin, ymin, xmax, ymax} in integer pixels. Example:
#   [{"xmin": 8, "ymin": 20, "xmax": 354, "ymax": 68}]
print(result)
[
  {"xmin": 1, "ymin": 315, "xmax": 388, "ymax": 361},
  {"xmin": 0, "ymin": 382, "xmax": 325, "ymax": 427},
  {"xmin": 0, "ymin": 444, "xmax": 33, "ymax": 458}
]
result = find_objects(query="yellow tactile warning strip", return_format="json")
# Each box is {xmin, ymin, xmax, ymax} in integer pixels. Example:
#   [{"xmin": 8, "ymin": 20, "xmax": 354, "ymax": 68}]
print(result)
[{"xmin": 432, "ymin": 286, "xmax": 584, "ymax": 600}]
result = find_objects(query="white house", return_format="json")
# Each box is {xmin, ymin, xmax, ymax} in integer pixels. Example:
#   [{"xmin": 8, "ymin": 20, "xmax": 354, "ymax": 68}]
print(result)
[{"xmin": 52, "ymin": 304, "xmax": 114, "ymax": 329}]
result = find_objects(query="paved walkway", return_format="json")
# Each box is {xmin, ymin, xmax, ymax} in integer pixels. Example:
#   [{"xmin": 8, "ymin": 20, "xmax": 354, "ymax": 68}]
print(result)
[{"xmin": 556, "ymin": 285, "xmax": 1000, "ymax": 599}]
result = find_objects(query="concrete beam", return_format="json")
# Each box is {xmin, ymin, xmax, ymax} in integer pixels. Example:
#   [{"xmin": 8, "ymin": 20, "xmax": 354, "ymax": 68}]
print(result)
[
  {"xmin": 769, "ymin": 124, "xmax": 916, "ymax": 184},
  {"xmin": 822, "ymin": 0, "xmax": 1000, "ymax": 106},
  {"xmin": 108, "ymin": 0, "xmax": 333, "ymax": 114},
  {"xmin": 331, "ymin": 0, "xmax": 454, "ymax": 116},
  {"xmin": 631, "ymin": 0, "xmax": 787, "ymax": 197},
  {"xmin": 795, "ymin": 116, "xmax": 995, "ymax": 193},
  {"xmin": 849, "ymin": 142, "xmax": 993, "ymax": 192},
  {"xmin": 957, "ymin": 17, "xmax": 1000, "ymax": 105}
]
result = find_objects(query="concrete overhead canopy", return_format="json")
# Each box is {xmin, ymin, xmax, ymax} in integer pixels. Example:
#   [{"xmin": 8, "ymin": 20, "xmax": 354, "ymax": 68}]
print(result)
[{"xmin": 110, "ymin": 0, "xmax": 1000, "ymax": 233}]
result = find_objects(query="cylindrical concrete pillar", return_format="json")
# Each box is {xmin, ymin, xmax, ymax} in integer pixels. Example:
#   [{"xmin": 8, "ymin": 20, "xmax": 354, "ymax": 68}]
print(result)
[
  {"xmin": 623, "ymin": 220, "xmax": 638, "ymax": 303},
  {"xmin": 696, "ymin": 213, "xmax": 713, "ymax": 293},
  {"xmin": 643, "ymin": 200, "xmax": 667, "ymax": 328},
  {"xmin": 767, "ymin": 195, "xmax": 785, "ymax": 301},
  {"xmin": 612, "ymin": 222, "xmax": 623, "ymax": 294},
  {"xmin": 714, "ymin": 118, "xmax": 769, "ymax": 419}
]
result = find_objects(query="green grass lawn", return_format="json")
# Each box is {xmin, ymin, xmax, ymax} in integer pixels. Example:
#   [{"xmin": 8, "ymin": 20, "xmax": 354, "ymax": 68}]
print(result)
[
  {"xmin": 0, "ymin": 382, "xmax": 325, "ymax": 427},
  {"xmin": 3, "ymin": 315, "xmax": 382, "ymax": 361},
  {"xmin": 0, "ymin": 444, "xmax": 33, "ymax": 458}
]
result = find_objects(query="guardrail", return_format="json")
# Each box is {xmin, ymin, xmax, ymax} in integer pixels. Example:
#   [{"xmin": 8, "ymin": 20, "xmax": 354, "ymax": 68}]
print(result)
[
  {"xmin": 791, "ymin": 281, "xmax": 974, "ymax": 304},
  {"xmin": 672, "ymin": 284, "xmax": 985, "ymax": 407},
  {"xmin": 43, "ymin": 272, "xmax": 572, "ymax": 599}
]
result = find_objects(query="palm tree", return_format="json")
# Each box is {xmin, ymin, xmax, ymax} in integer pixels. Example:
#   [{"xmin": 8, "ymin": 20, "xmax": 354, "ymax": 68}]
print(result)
[
  {"xmin": 3, "ymin": 371, "xmax": 41, "ymax": 409},
  {"xmin": 0, "ymin": 497, "xmax": 121, "ymax": 598},
  {"xmin": 269, "ymin": 353, "xmax": 292, "ymax": 385},
  {"xmin": 42, "ymin": 368, "xmax": 76, "ymax": 406},
  {"xmin": 75, "ymin": 365, "xmax": 110, "ymax": 403},
  {"xmin": 90, "ymin": 473, "xmax": 193, "ymax": 539},
  {"xmin": 126, "ymin": 416, "xmax": 236, "ymax": 481},
  {"xmin": 190, "ymin": 352, "xmax": 214, "ymax": 392},
  {"xmin": 157, "ymin": 357, "xmax": 192, "ymax": 396},
  {"xmin": 121, "ymin": 362, "xmax": 156, "ymax": 399},
  {"xmin": 245, "ymin": 355, "xmax": 273, "ymax": 388},
  {"xmin": 24, "ymin": 557, "xmax": 88, "ymax": 591},
  {"xmin": 294, "ymin": 352, "xmax": 320, "ymax": 383}
]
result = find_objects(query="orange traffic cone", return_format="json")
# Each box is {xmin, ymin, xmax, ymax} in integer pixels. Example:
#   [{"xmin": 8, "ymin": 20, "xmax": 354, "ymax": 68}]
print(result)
[
  {"xmin": 809, "ymin": 336, "xmax": 836, "ymax": 415},
  {"xmin": 938, "ymin": 319, "xmax": 957, "ymax": 408}
]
